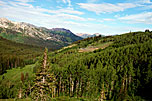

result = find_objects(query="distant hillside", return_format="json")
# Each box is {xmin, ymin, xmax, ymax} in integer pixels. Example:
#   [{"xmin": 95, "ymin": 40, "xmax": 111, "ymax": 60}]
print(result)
[
  {"xmin": 0, "ymin": 36, "xmax": 43, "ymax": 75},
  {"xmin": 50, "ymin": 28, "xmax": 82, "ymax": 43},
  {"xmin": 0, "ymin": 18, "xmax": 82, "ymax": 49},
  {"xmin": 76, "ymin": 33, "xmax": 104, "ymax": 38}
]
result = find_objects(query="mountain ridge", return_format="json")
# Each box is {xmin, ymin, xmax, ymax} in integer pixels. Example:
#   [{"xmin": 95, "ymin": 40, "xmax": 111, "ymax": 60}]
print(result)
[
  {"xmin": 76, "ymin": 33, "xmax": 104, "ymax": 38},
  {"xmin": 0, "ymin": 18, "xmax": 82, "ymax": 49}
]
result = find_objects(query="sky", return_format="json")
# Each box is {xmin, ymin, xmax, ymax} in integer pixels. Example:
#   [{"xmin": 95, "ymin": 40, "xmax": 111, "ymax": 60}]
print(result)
[{"xmin": 0, "ymin": 0, "xmax": 152, "ymax": 35}]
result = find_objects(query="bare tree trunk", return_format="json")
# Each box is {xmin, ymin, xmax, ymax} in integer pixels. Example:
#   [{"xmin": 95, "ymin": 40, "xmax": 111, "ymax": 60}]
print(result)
[
  {"xmin": 129, "ymin": 75, "xmax": 131, "ymax": 84},
  {"xmin": 99, "ymin": 83, "xmax": 105, "ymax": 101},
  {"xmin": 18, "ymin": 88, "xmax": 22, "ymax": 99},
  {"xmin": 43, "ymin": 50, "xmax": 47, "ymax": 69},
  {"xmin": 76, "ymin": 79, "xmax": 79, "ymax": 98},
  {"xmin": 125, "ymin": 75, "xmax": 128, "ymax": 95},
  {"xmin": 52, "ymin": 88, "xmax": 54, "ymax": 98},
  {"xmin": 59, "ymin": 77, "xmax": 62, "ymax": 95},
  {"xmin": 54, "ymin": 87, "xmax": 56, "ymax": 97},
  {"xmin": 120, "ymin": 76, "xmax": 125, "ymax": 94},
  {"xmin": 69, "ymin": 74, "xmax": 71, "ymax": 96},
  {"xmin": 72, "ymin": 78, "xmax": 77, "ymax": 97},
  {"xmin": 62, "ymin": 83, "xmax": 65, "ymax": 95},
  {"xmin": 71, "ymin": 80, "xmax": 74, "ymax": 96},
  {"xmin": 109, "ymin": 81, "xmax": 114, "ymax": 99}
]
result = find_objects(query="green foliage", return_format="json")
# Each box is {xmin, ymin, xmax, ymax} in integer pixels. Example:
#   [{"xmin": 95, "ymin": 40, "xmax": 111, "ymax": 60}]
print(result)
[
  {"xmin": 0, "ymin": 32, "xmax": 24, "ymax": 43},
  {"xmin": 1, "ymin": 31, "xmax": 152, "ymax": 100},
  {"xmin": 31, "ymin": 48, "xmax": 56, "ymax": 100},
  {"xmin": 48, "ymin": 31, "xmax": 152, "ymax": 100},
  {"xmin": 0, "ymin": 64, "xmax": 35, "ymax": 99},
  {"xmin": 0, "ymin": 36, "xmax": 43, "ymax": 75}
]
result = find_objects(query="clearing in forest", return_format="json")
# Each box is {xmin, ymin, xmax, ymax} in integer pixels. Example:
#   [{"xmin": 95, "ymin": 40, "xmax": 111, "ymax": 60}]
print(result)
[{"xmin": 79, "ymin": 42, "xmax": 113, "ymax": 52}]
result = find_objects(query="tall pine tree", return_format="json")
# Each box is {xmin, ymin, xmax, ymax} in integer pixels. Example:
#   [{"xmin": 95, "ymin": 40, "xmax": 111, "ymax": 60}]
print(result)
[{"xmin": 31, "ymin": 48, "xmax": 56, "ymax": 100}]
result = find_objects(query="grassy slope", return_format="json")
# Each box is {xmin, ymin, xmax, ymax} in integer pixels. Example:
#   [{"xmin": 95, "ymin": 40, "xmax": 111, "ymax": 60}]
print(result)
[
  {"xmin": 0, "ymin": 64, "xmax": 35, "ymax": 85},
  {"xmin": 0, "ymin": 36, "xmax": 43, "ymax": 74},
  {"xmin": 0, "ymin": 64, "xmax": 35, "ymax": 99},
  {"xmin": 78, "ymin": 42, "xmax": 113, "ymax": 52}
]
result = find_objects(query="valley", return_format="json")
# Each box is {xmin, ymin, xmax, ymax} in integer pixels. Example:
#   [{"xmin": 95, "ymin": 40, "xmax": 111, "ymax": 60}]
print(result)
[
  {"xmin": 0, "ymin": 0, "xmax": 152, "ymax": 100},
  {"xmin": 0, "ymin": 29, "xmax": 152, "ymax": 100}
]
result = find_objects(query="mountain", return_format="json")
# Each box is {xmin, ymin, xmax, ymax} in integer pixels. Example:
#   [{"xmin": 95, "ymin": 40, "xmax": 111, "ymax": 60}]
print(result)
[
  {"xmin": 0, "ymin": 18, "xmax": 82, "ymax": 49},
  {"xmin": 76, "ymin": 33, "xmax": 104, "ymax": 38},
  {"xmin": 50, "ymin": 28, "xmax": 82, "ymax": 42}
]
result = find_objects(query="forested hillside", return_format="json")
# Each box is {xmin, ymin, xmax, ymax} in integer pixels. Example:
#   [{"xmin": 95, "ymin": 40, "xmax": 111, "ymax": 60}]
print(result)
[
  {"xmin": 0, "ymin": 36, "xmax": 43, "ymax": 75},
  {"xmin": 47, "ymin": 31, "xmax": 152, "ymax": 100},
  {"xmin": 0, "ymin": 31, "xmax": 152, "ymax": 100}
]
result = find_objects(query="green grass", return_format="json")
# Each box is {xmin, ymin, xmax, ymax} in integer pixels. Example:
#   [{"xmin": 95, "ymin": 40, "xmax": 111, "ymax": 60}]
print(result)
[
  {"xmin": 79, "ymin": 42, "xmax": 113, "ymax": 52},
  {"xmin": 0, "ymin": 64, "xmax": 35, "ymax": 99},
  {"xmin": 51, "ymin": 96, "xmax": 92, "ymax": 101},
  {"xmin": 0, "ymin": 96, "xmax": 92, "ymax": 101},
  {"xmin": 0, "ymin": 98, "xmax": 31, "ymax": 101},
  {"xmin": 0, "ymin": 32, "xmax": 25, "ymax": 43},
  {"xmin": 95, "ymin": 42, "xmax": 113, "ymax": 48},
  {"xmin": 0, "ymin": 64, "xmax": 35, "ymax": 85}
]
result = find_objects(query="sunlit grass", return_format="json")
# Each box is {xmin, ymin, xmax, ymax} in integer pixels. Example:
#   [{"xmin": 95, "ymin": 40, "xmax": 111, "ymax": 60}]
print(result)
[{"xmin": 0, "ymin": 64, "xmax": 35, "ymax": 85}]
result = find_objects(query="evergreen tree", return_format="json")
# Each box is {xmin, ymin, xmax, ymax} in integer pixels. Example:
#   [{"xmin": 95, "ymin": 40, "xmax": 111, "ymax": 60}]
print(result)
[{"xmin": 31, "ymin": 48, "xmax": 56, "ymax": 100}]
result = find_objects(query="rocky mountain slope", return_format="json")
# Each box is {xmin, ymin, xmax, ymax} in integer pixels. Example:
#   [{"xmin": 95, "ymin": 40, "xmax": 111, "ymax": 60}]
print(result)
[
  {"xmin": 0, "ymin": 18, "xmax": 82, "ymax": 49},
  {"xmin": 76, "ymin": 33, "xmax": 104, "ymax": 38}
]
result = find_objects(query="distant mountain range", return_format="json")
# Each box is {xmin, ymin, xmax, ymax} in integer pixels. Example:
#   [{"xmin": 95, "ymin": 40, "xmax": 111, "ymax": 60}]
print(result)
[
  {"xmin": 76, "ymin": 33, "xmax": 104, "ymax": 38},
  {"xmin": 0, "ymin": 18, "xmax": 82, "ymax": 49}
]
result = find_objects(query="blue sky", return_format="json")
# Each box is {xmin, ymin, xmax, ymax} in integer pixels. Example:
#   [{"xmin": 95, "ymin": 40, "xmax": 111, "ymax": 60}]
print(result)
[{"xmin": 0, "ymin": 0, "xmax": 152, "ymax": 35}]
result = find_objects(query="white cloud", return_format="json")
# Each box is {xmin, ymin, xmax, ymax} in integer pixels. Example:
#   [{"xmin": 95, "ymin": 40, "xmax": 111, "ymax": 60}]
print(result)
[
  {"xmin": 56, "ymin": 13, "xmax": 86, "ymax": 21},
  {"xmin": 114, "ymin": 14, "xmax": 120, "ymax": 18},
  {"xmin": 147, "ymin": 5, "xmax": 152, "ymax": 8},
  {"xmin": 62, "ymin": 0, "xmax": 66, "ymax": 3},
  {"xmin": 119, "ymin": 12, "xmax": 152, "ymax": 24},
  {"xmin": 67, "ymin": 0, "xmax": 71, "ymax": 7},
  {"xmin": 36, "ymin": 7, "xmax": 84, "ymax": 15},
  {"xmin": 0, "ymin": 0, "xmax": 85, "ymax": 28},
  {"xmin": 78, "ymin": 3, "xmax": 137, "ymax": 14},
  {"xmin": 6, "ymin": 1, "xmax": 83, "ymax": 15},
  {"xmin": 63, "ymin": 21, "xmax": 88, "ymax": 27},
  {"xmin": 130, "ymin": 0, "xmax": 152, "ymax": 10},
  {"xmin": 97, "ymin": 18, "xmax": 116, "ymax": 22},
  {"xmin": 142, "ymin": 4, "xmax": 152, "ymax": 9},
  {"xmin": 57, "ymin": 8, "xmax": 84, "ymax": 15},
  {"xmin": 87, "ymin": 18, "xmax": 96, "ymax": 21},
  {"xmin": 128, "ymin": 0, "xmax": 152, "ymax": 4},
  {"xmin": 87, "ymin": 0, "xmax": 98, "ymax": 3},
  {"xmin": 103, "ymin": 18, "xmax": 115, "ymax": 21},
  {"xmin": 0, "ymin": 1, "xmax": 7, "ymax": 5},
  {"xmin": 15, "ymin": 0, "xmax": 34, "ymax": 3},
  {"xmin": 62, "ymin": 0, "xmax": 71, "ymax": 7},
  {"xmin": 138, "ymin": 0, "xmax": 152, "ymax": 4}
]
